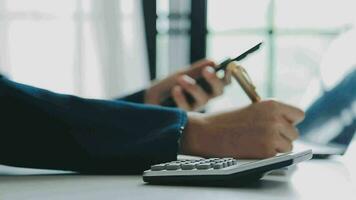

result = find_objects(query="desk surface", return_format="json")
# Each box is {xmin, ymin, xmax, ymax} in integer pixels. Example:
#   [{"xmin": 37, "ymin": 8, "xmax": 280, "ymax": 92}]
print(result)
[{"xmin": 1, "ymin": 159, "xmax": 356, "ymax": 200}]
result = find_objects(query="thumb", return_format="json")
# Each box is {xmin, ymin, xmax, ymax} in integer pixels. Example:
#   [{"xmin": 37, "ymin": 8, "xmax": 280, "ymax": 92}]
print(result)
[{"xmin": 185, "ymin": 59, "xmax": 216, "ymax": 79}]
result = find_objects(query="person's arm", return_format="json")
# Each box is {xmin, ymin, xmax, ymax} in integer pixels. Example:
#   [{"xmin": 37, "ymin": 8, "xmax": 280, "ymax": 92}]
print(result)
[
  {"xmin": 0, "ymin": 76, "xmax": 304, "ymax": 173},
  {"xmin": 0, "ymin": 77, "xmax": 186, "ymax": 174},
  {"xmin": 117, "ymin": 59, "xmax": 229, "ymax": 110},
  {"xmin": 181, "ymin": 100, "xmax": 305, "ymax": 159}
]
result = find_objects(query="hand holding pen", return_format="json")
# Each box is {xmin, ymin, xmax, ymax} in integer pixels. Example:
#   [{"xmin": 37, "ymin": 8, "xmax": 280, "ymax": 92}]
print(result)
[{"xmin": 178, "ymin": 43, "xmax": 306, "ymax": 159}]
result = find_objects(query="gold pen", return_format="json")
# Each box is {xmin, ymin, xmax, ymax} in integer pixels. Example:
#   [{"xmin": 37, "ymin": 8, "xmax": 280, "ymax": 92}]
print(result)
[{"xmin": 226, "ymin": 62, "xmax": 261, "ymax": 103}]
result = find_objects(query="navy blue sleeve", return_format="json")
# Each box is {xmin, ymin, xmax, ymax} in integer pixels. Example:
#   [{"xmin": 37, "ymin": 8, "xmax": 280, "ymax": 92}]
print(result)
[
  {"xmin": 0, "ymin": 77, "xmax": 187, "ymax": 174},
  {"xmin": 118, "ymin": 90, "xmax": 146, "ymax": 104}
]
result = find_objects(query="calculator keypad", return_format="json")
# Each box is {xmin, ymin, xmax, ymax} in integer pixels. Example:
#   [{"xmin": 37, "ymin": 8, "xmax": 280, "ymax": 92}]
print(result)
[{"xmin": 150, "ymin": 158, "xmax": 238, "ymax": 171}]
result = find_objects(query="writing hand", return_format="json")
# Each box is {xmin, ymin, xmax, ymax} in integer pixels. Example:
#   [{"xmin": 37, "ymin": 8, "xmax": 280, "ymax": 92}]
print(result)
[{"xmin": 181, "ymin": 100, "xmax": 305, "ymax": 159}]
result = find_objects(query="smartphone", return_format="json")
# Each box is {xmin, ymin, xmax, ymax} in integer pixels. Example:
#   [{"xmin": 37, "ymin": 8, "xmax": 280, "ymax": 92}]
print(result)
[{"xmin": 161, "ymin": 42, "xmax": 263, "ymax": 107}]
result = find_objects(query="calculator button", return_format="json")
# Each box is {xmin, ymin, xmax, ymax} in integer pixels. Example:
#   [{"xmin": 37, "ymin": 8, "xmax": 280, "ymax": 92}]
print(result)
[
  {"xmin": 222, "ymin": 162, "xmax": 228, "ymax": 168},
  {"xmin": 181, "ymin": 163, "xmax": 195, "ymax": 170},
  {"xmin": 213, "ymin": 163, "xmax": 224, "ymax": 169},
  {"xmin": 150, "ymin": 158, "xmax": 239, "ymax": 171},
  {"xmin": 151, "ymin": 164, "xmax": 166, "ymax": 171},
  {"xmin": 196, "ymin": 163, "xmax": 212, "ymax": 170},
  {"xmin": 166, "ymin": 163, "xmax": 181, "ymax": 170}
]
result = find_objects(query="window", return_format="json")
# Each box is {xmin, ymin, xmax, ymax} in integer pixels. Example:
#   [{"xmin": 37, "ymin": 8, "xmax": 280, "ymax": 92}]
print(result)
[
  {"xmin": 152, "ymin": 0, "xmax": 356, "ymax": 110},
  {"xmin": 1, "ymin": 0, "xmax": 79, "ymax": 94},
  {"xmin": 207, "ymin": 0, "xmax": 356, "ymax": 109},
  {"xmin": 154, "ymin": 0, "xmax": 207, "ymax": 79},
  {"xmin": 0, "ymin": 0, "xmax": 148, "ymax": 98},
  {"xmin": 156, "ymin": 0, "xmax": 191, "ymax": 78}
]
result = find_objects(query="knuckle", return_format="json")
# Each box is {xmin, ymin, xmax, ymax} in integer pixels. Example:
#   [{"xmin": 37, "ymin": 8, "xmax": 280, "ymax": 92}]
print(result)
[{"xmin": 264, "ymin": 100, "xmax": 279, "ymax": 110}]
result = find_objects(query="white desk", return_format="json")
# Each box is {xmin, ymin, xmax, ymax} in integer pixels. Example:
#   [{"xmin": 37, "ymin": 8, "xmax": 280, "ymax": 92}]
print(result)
[{"xmin": 1, "ymin": 158, "xmax": 356, "ymax": 200}]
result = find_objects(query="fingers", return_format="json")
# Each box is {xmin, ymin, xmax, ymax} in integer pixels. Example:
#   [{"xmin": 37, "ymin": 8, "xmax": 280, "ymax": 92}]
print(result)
[
  {"xmin": 255, "ymin": 100, "xmax": 301, "ymax": 155},
  {"xmin": 277, "ymin": 122, "xmax": 299, "ymax": 142},
  {"xmin": 172, "ymin": 86, "xmax": 191, "ymax": 111},
  {"xmin": 173, "ymin": 69, "xmax": 226, "ymax": 110},
  {"xmin": 273, "ymin": 115, "xmax": 299, "ymax": 153},
  {"xmin": 222, "ymin": 67, "xmax": 233, "ymax": 85},
  {"xmin": 259, "ymin": 128, "xmax": 294, "ymax": 157},
  {"xmin": 275, "ymin": 132, "xmax": 293, "ymax": 152},
  {"xmin": 262, "ymin": 100, "xmax": 305, "ymax": 125},
  {"xmin": 185, "ymin": 59, "xmax": 217, "ymax": 79},
  {"xmin": 176, "ymin": 75, "xmax": 210, "ymax": 109},
  {"xmin": 257, "ymin": 130, "xmax": 293, "ymax": 158},
  {"xmin": 277, "ymin": 102, "xmax": 305, "ymax": 124},
  {"xmin": 275, "ymin": 122, "xmax": 298, "ymax": 153},
  {"xmin": 275, "ymin": 122, "xmax": 295, "ymax": 153},
  {"xmin": 202, "ymin": 67, "xmax": 225, "ymax": 97}
]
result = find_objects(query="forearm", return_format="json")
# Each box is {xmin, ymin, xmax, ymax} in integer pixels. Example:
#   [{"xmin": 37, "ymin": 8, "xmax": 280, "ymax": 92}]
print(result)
[{"xmin": 0, "ymin": 78, "xmax": 187, "ymax": 174}]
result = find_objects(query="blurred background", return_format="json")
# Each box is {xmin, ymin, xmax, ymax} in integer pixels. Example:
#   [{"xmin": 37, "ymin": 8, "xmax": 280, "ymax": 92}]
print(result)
[{"xmin": 0, "ymin": 0, "xmax": 355, "ymax": 111}]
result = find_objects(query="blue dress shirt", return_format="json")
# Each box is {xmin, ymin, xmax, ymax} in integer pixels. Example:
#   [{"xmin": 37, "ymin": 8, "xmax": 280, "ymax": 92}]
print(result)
[{"xmin": 0, "ymin": 75, "xmax": 187, "ymax": 174}]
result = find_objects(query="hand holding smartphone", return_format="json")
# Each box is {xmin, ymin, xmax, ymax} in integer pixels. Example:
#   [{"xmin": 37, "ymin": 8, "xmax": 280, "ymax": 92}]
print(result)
[{"xmin": 161, "ymin": 42, "xmax": 263, "ymax": 107}]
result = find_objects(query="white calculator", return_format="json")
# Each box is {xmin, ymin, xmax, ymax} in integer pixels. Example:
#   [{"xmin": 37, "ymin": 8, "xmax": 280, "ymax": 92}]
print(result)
[{"xmin": 143, "ymin": 150, "xmax": 312, "ymax": 185}]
